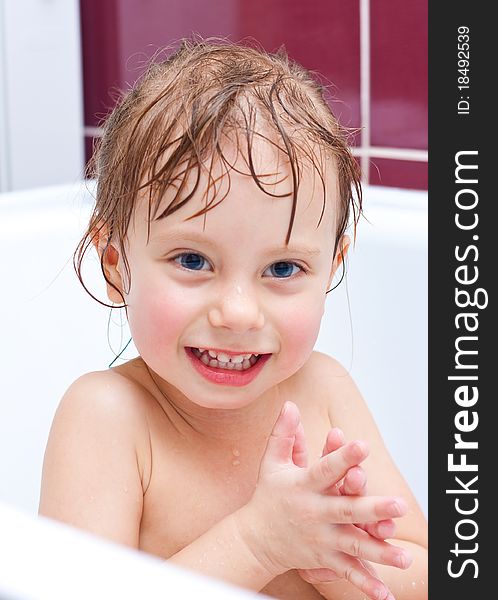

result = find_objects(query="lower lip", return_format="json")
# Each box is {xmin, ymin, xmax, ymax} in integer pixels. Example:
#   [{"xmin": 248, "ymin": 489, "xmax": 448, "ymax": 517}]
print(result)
[{"xmin": 185, "ymin": 347, "xmax": 272, "ymax": 386}]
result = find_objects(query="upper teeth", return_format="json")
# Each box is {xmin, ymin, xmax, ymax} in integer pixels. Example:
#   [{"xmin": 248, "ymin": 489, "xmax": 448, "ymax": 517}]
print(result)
[{"xmin": 198, "ymin": 348, "xmax": 258, "ymax": 363}]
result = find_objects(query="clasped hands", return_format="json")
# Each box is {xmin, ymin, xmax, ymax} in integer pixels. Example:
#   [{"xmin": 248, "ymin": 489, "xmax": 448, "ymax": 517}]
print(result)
[{"xmin": 237, "ymin": 401, "xmax": 412, "ymax": 600}]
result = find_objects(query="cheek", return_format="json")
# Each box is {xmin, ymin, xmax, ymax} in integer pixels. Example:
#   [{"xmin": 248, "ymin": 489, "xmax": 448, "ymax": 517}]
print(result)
[
  {"xmin": 278, "ymin": 293, "xmax": 325, "ymax": 363},
  {"xmin": 126, "ymin": 280, "xmax": 195, "ymax": 357}
]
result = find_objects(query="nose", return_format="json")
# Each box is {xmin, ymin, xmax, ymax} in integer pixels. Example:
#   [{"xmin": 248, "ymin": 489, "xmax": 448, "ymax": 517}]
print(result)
[{"xmin": 208, "ymin": 282, "xmax": 265, "ymax": 333}]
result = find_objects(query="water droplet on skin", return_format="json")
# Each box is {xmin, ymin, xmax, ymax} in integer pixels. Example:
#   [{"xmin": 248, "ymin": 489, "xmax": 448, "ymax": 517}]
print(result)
[
  {"xmin": 232, "ymin": 448, "xmax": 240, "ymax": 457},
  {"xmin": 412, "ymin": 581, "xmax": 416, "ymax": 588},
  {"xmin": 232, "ymin": 459, "xmax": 241, "ymax": 466}
]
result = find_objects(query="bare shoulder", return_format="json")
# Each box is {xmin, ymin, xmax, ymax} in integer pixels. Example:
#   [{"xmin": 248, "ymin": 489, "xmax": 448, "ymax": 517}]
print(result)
[
  {"xmin": 300, "ymin": 350, "xmax": 351, "ymax": 381},
  {"xmin": 39, "ymin": 369, "xmax": 152, "ymax": 547},
  {"xmin": 298, "ymin": 350, "xmax": 389, "ymax": 453},
  {"xmin": 56, "ymin": 369, "xmax": 152, "ymax": 477},
  {"xmin": 303, "ymin": 351, "xmax": 427, "ymax": 546},
  {"xmin": 283, "ymin": 350, "xmax": 358, "ymax": 437},
  {"xmin": 293, "ymin": 351, "xmax": 355, "ymax": 408},
  {"xmin": 59, "ymin": 368, "xmax": 152, "ymax": 425}
]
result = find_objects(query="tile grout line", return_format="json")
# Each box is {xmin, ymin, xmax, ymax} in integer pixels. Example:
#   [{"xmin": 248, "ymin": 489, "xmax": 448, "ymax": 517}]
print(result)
[
  {"xmin": 360, "ymin": 0, "xmax": 371, "ymax": 185},
  {"xmin": 84, "ymin": 126, "xmax": 103, "ymax": 138},
  {"xmin": 85, "ymin": 126, "xmax": 427, "ymax": 162},
  {"xmin": 351, "ymin": 147, "xmax": 428, "ymax": 161}
]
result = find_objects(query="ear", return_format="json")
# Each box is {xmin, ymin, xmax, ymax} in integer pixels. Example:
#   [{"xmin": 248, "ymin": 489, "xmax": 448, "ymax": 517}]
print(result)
[
  {"xmin": 91, "ymin": 225, "xmax": 126, "ymax": 304},
  {"xmin": 327, "ymin": 235, "xmax": 350, "ymax": 290}
]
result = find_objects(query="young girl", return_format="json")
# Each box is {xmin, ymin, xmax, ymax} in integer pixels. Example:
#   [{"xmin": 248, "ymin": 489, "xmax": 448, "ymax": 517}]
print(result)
[{"xmin": 39, "ymin": 40, "xmax": 427, "ymax": 599}]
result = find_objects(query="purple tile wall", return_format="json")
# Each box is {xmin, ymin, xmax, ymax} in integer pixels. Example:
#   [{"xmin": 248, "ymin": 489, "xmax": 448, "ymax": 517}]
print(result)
[
  {"xmin": 370, "ymin": 0, "xmax": 428, "ymax": 150},
  {"xmin": 239, "ymin": 0, "xmax": 361, "ymax": 138},
  {"xmin": 80, "ymin": 0, "xmax": 236, "ymax": 127},
  {"xmin": 80, "ymin": 0, "xmax": 120, "ymax": 128},
  {"xmin": 117, "ymin": 0, "xmax": 237, "ymax": 88},
  {"xmin": 80, "ymin": 0, "xmax": 428, "ymax": 190},
  {"xmin": 370, "ymin": 159, "xmax": 427, "ymax": 190}
]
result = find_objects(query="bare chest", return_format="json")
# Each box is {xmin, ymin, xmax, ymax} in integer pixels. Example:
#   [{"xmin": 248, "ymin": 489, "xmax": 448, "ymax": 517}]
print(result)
[{"xmin": 138, "ymin": 401, "xmax": 331, "ymax": 599}]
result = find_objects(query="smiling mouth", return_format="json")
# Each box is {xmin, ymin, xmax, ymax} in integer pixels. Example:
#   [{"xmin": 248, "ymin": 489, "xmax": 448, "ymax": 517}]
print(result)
[{"xmin": 189, "ymin": 347, "xmax": 263, "ymax": 371}]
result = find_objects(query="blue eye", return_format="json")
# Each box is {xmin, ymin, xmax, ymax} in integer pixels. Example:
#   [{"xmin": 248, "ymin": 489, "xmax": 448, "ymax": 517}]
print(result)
[
  {"xmin": 264, "ymin": 261, "xmax": 303, "ymax": 278},
  {"xmin": 172, "ymin": 253, "xmax": 305, "ymax": 278},
  {"xmin": 174, "ymin": 253, "xmax": 209, "ymax": 271}
]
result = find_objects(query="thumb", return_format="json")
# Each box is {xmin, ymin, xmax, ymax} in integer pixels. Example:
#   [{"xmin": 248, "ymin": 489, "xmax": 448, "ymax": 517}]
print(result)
[{"xmin": 260, "ymin": 401, "xmax": 301, "ymax": 471}]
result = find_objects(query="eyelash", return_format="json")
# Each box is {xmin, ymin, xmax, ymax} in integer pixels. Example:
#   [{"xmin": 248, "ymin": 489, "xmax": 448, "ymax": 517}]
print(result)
[{"xmin": 170, "ymin": 252, "xmax": 309, "ymax": 279}]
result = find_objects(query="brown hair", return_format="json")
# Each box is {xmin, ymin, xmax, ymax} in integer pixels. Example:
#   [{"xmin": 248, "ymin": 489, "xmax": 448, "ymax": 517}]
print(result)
[{"xmin": 74, "ymin": 38, "xmax": 362, "ymax": 307}]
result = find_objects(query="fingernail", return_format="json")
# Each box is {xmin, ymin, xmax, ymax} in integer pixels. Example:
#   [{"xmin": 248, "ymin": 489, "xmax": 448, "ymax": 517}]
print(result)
[
  {"xmin": 388, "ymin": 499, "xmax": 407, "ymax": 517},
  {"xmin": 378, "ymin": 521, "xmax": 393, "ymax": 538},
  {"xmin": 374, "ymin": 588, "xmax": 389, "ymax": 600},
  {"xmin": 395, "ymin": 551, "xmax": 411, "ymax": 569},
  {"xmin": 332, "ymin": 427, "xmax": 345, "ymax": 443},
  {"xmin": 280, "ymin": 402, "xmax": 288, "ymax": 417},
  {"xmin": 350, "ymin": 440, "xmax": 367, "ymax": 458}
]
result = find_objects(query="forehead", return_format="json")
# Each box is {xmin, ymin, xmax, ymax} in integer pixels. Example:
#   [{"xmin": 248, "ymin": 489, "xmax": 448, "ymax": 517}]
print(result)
[{"xmin": 133, "ymin": 125, "xmax": 339, "ymax": 249}]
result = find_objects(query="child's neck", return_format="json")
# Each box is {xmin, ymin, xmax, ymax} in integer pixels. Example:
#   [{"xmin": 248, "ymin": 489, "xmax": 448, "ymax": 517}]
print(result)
[{"xmin": 139, "ymin": 357, "xmax": 284, "ymax": 448}]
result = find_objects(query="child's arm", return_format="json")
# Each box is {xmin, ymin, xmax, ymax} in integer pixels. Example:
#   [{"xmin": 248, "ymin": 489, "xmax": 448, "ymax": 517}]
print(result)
[
  {"xmin": 39, "ymin": 372, "xmax": 150, "ymax": 547},
  {"xmin": 300, "ymin": 353, "xmax": 428, "ymax": 599},
  {"xmin": 39, "ymin": 372, "xmax": 278, "ymax": 590}
]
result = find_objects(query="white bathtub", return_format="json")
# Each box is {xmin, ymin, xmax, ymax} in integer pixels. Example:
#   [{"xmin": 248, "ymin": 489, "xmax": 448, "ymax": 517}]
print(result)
[
  {"xmin": 0, "ymin": 502, "xmax": 267, "ymax": 599},
  {"xmin": 0, "ymin": 181, "xmax": 427, "ymax": 519}
]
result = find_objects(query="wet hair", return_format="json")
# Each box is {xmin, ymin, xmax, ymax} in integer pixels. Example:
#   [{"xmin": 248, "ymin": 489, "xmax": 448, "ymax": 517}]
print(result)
[{"xmin": 74, "ymin": 38, "xmax": 362, "ymax": 307}]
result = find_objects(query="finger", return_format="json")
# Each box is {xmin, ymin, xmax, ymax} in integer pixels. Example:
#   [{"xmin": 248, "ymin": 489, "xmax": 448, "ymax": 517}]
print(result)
[
  {"xmin": 319, "ymin": 495, "xmax": 408, "ymax": 524},
  {"xmin": 358, "ymin": 560, "xmax": 396, "ymax": 600},
  {"xmin": 325, "ymin": 552, "xmax": 395, "ymax": 600},
  {"xmin": 338, "ymin": 469, "xmax": 396, "ymax": 539},
  {"xmin": 332, "ymin": 524, "xmax": 413, "ymax": 570},
  {"xmin": 297, "ymin": 567, "xmax": 341, "ymax": 584},
  {"xmin": 307, "ymin": 441, "xmax": 369, "ymax": 492},
  {"xmin": 340, "ymin": 465, "xmax": 367, "ymax": 496},
  {"xmin": 292, "ymin": 420, "xmax": 309, "ymax": 468},
  {"xmin": 360, "ymin": 519, "xmax": 397, "ymax": 540},
  {"xmin": 359, "ymin": 558, "xmax": 381, "ymax": 580},
  {"xmin": 321, "ymin": 428, "xmax": 345, "ymax": 456},
  {"xmin": 323, "ymin": 464, "xmax": 365, "ymax": 497},
  {"xmin": 260, "ymin": 401, "xmax": 301, "ymax": 469}
]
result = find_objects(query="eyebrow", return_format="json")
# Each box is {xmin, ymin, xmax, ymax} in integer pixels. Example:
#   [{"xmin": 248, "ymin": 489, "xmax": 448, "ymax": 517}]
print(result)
[{"xmin": 151, "ymin": 231, "xmax": 321, "ymax": 256}]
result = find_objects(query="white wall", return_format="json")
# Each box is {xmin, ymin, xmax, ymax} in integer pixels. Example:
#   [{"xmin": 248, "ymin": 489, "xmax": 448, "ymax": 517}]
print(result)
[
  {"xmin": 0, "ymin": 0, "xmax": 84, "ymax": 191},
  {"xmin": 315, "ymin": 186, "xmax": 428, "ymax": 516}
]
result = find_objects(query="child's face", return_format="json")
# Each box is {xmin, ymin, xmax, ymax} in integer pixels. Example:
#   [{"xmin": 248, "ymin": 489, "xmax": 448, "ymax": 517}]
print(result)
[{"xmin": 108, "ymin": 135, "xmax": 346, "ymax": 410}]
